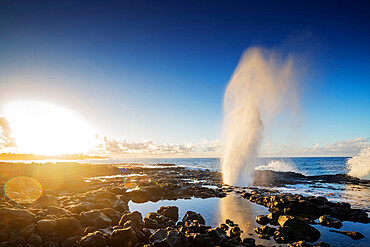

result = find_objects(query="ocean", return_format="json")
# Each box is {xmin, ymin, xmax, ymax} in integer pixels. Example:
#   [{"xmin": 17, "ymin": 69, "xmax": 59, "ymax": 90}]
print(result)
[
  {"xmin": 2, "ymin": 156, "xmax": 369, "ymax": 246},
  {"xmin": 3, "ymin": 156, "xmax": 369, "ymax": 211}
]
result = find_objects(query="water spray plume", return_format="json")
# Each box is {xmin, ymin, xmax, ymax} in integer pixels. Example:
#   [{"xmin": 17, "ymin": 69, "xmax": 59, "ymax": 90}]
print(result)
[{"xmin": 222, "ymin": 47, "xmax": 298, "ymax": 186}]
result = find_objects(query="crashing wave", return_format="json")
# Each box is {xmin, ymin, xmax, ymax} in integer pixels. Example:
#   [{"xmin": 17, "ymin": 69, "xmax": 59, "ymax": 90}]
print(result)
[
  {"xmin": 347, "ymin": 146, "xmax": 370, "ymax": 180},
  {"xmin": 255, "ymin": 160, "xmax": 302, "ymax": 174}
]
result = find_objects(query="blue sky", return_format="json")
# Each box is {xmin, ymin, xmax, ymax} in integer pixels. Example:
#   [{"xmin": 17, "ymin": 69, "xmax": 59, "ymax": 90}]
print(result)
[{"xmin": 0, "ymin": 0, "xmax": 369, "ymax": 156}]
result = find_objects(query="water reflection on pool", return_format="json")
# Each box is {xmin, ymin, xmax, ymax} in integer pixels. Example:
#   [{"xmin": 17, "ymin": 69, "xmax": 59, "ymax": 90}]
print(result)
[{"xmin": 129, "ymin": 194, "xmax": 370, "ymax": 247}]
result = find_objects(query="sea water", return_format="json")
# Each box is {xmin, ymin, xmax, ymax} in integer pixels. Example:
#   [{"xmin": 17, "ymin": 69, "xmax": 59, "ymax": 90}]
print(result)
[{"xmin": 2, "ymin": 157, "xmax": 369, "ymax": 210}]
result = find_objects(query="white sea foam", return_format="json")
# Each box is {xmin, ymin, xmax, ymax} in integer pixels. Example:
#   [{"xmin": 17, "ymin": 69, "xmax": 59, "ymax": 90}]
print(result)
[
  {"xmin": 347, "ymin": 146, "xmax": 370, "ymax": 180},
  {"xmin": 255, "ymin": 160, "xmax": 301, "ymax": 174}
]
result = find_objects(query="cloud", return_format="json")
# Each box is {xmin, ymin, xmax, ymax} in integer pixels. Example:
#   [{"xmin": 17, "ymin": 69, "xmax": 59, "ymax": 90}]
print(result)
[
  {"xmin": 261, "ymin": 137, "xmax": 369, "ymax": 157},
  {"xmin": 0, "ymin": 116, "xmax": 16, "ymax": 148},
  {"xmin": 93, "ymin": 136, "xmax": 222, "ymax": 157}
]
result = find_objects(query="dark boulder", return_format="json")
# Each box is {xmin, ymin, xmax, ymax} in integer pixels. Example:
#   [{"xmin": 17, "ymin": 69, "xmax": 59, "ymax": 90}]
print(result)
[
  {"xmin": 79, "ymin": 231, "xmax": 108, "ymax": 247},
  {"xmin": 182, "ymin": 211, "xmax": 205, "ymax": 225},
  {"xmin": 0, "ymin": 208, "xmax": 35, "ymax": 227},
  {"xmin": 55, "ymin": 217, "xmax": 82, "ymax": 236},
  {"xmin": 329, "ymin": 230, "xmax": 364, "ymax": 240},
  {"xmin": 27, "ymin": 234, "xmax": 42, "ymax": 246},
  {"xmin": 119, "ymin": 211, "xmax": 144, "ymax": 230},
  {"xmin": 110, "ymin": 227, "xmax": 138, "ymax": 247},
  {"xmin": 36, "ymin": 219, "xmax": 57, "ymax": 233},
  {"xmin": 61, "ymin": 236, "xmax": 80, "ymax": 247},
  {"xmin": 79, "ymin": 210, "xmax": 112, "ymax": 228},
  {"xmin": 254, "ymin": 225, "xmax": 276, "ymax": 239},
  {"xmin": 157, "ymin": 206, "xmax": 179, "ymax": 222},
  {"xmin": 206, "ymin": 227, "xmax": 227, "ymax": 244},
  {"xmin": 318, "ymin": 215, "xmax": 342, "ymax": 229},
  {"xmin": 278, "ymin": 215, "xmax": 320, "ymax": 242},
  {"xmin": 230, "ymin": 226, "xmax": 242, "ymax": 238},
  {"xmin": 256, "ymin": 215, "xmax": 269, "ymax": 225}
]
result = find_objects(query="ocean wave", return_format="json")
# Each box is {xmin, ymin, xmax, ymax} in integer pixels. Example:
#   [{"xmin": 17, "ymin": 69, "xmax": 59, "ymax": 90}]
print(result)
[
  {"xmin": 347, "ymin": 146, "xmax": 370, "ymax": 180},
  {"xmin": 255, "ymin": 160, "xmax": 302, "ymax": 174}
]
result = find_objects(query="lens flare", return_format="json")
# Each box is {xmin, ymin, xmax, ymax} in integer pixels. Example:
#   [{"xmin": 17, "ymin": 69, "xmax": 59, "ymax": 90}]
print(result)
[{"xmin": 4, "ymin": 176, "xmax": 43, "ymax": 203}]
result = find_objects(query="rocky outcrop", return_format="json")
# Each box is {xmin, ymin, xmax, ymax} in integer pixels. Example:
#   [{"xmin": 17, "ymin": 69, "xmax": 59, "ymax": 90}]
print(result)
[
  {"xmin": 0, "ymin": 208, "xmax": 35, "ymax": 227},
  {"xmin": 277, "ymin": 215, "xmax": 321, "ymax": 243},
  {"xmin": 318, "ymin": 215, "xmax": 342, "ymax": 229},
  {"xmin": 329, "ymin": 230, "xmax": 364, "ymax": 240}
]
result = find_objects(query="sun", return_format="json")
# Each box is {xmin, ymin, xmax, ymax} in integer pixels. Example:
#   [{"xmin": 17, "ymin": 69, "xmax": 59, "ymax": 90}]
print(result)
[{"xmin": 4, "ymin": 101, "xmax": 96, "ymax": 155}]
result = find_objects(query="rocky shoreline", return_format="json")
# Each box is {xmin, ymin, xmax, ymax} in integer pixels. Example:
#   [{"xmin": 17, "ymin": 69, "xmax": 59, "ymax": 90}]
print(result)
[{"xmin": 0, "ymin": 163, "xmax": 368, "ymax": 246}]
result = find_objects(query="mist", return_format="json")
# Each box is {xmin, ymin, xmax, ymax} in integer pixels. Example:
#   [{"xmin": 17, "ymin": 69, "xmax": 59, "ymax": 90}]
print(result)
[{"xmin": 222, "ymin": 47, "xmax": 298, "ymax": 186}]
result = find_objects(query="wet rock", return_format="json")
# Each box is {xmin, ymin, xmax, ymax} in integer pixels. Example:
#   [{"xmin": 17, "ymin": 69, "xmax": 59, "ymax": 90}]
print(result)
[
  {"xmin": 278, "ymin": 215, "xmax": 320, "ymax": 242},
  {"xmin": 36, "ymin": 219, "xmax": 57, "ymax": 233},
  {"xmin": 318, "ymin": 215, "xmax": 342, "ymax": 229},
  {"xmin": 110, "ymin": 227, "xmax": 137, "ymax": 247},
  {"xmin": 112, "ymin": 200, "xmax": 129, "ymax": 213},
  {"xmin": 254, "ymin": 225, "xmax": 275, "ymax": 239},
  {"xmin": 288, "ymin": 241, "xmax": 330, "ymax": 247},
  {"xmin": 55, "ymin": 217, "xmax": 82, "ymax": 236},
  {"xmin": 83, "ymin": 226, "xmax": 98, "ymax": 235},
  {"xmin": 61, "ymin": 236, "xmax": 81, "ymax": 247},
  {"xmin": 108, "ymin": 186, "xmax": 127, "ymax": 195},
  {"xmin": 0, "ymin": 208, "xmax": 35, "ymax": 227},
  {"xmin": 206, "ymin": 227, "xmax": 227, "ymax": 243},
  {"xmin": 166, "ymin": 230, "xmax": 188, "ymax": 247},
  {"xmin": 19, "ymin": 225, "xmax": 36, "ymax": 239},
  {"xmin": 157, "ymin": 206, "xmax": 179, "ymax": 222},
  {"xmin": 27, "ymin": 234, "xmax": 42, "ymax": 246},
  {"xmin": 144, "ymin": 213, "xmax": 163, "ymax": 229},
  {"xmin": 127, "ymin": 190, "xmax": 149, "ymax": 203},
  {"xmin": 43, "ymin": 240, "xmax": 60, "ymax": 247},
  {"xmin": 225, "ymin": 219, "xmax": 237, "ymax": 226},
  {"xmin": 267, "ymin": 212, "xmax": 280, "ymax": 225},
  {"xmin": 68, "ymin": 202, "xmax": 95, "ymax": 214},
  {"xmin": 187, "ymin": 233, "xmax": 214, "ymax": 247},
  {"xmin": 79, "ymin": 210, "xmax": 112, "ymax": 228},
  {"xmin": 256, "ymin": 215, "xmax": 269, "ymax": 225},
  {"xmin": 99, "ymin": 208, "xmax": 121, "ymax": 225},
  {"xmin": 329, "ymin": 230, "xmax": 364, "ymax": 240},
  {"xmin": 150, "ymin": 229, "xmax": 167, "ymax": 243},
  {"xmin": 36, "ymin": 195, "xmax": 59, "ymax": 208},
  {"xmin": 182, "ymin": 211, "xmax": 205, "ymax": 225},
  {"xmin": 79, "ymin": 231, "xmax": 108, "ymax": 247},
  {"xmin": 45, "ymin": 206, "xmax": 72, "ymax": 217},
  {"xmin": 230, "ymin": 226, "xmax": 242, "ymax": 238},
  {"xmin": 242, "ymin": 237, "xmax": 255, "ymax": 247},
  {"xmin": 150, "ymin": 229, "xmax": 188, "ymax": 247},
  {"xmin": 184, "ymin": 220, "xmax": 211, "ymax": 234},
  {"xmin": 273, "ymin": 226, "xmax": 291, "ymax": 244},
  {"xmin": 220, "ymin": 223, "xmax": 229, "ymax": 231},
  {"xmin": 119, "ymin": 211, "xmax": 144, "ymax": 230}
]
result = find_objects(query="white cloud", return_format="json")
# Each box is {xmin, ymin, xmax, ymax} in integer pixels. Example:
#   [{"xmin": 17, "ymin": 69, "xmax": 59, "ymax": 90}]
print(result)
[
  {"xmin": 92, "ymin": 136, "xmax": 222, "ymax": 157},
  {"xmin": 260, "ymin": 137, "xmax": 369, "ymax": 157}
]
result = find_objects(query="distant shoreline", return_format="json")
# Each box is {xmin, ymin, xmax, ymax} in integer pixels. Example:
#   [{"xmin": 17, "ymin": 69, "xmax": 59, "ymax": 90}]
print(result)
[{"xmin": 0, "ymin": 153, "xmax": 108, "ymax": 160}]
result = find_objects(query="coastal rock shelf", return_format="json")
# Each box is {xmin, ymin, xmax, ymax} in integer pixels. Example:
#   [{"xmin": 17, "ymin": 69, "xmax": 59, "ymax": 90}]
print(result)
[{"xmin": 0, "ymin": 162, "xmax": 368, "ymax": 246}]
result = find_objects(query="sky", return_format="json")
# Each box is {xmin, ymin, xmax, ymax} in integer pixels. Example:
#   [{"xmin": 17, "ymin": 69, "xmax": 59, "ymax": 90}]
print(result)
[{"xmin": 0, "ymin": 0, "xmax": 369, "ymax": 157}]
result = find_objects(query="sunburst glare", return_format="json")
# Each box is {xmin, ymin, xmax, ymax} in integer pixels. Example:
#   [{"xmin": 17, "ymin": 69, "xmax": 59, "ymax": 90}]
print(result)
[{"xmin": 4, "ymin": 101, "xmax": 96, "ymax": 155}]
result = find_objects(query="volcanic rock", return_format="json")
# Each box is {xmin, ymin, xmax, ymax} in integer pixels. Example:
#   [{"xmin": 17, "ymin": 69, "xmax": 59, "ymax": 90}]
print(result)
[
  {"xmin": 182, "ymin": 211, "xmax": 205, "ymax": 225},
  {"xmin": 79, "ymin": 210, "xmax": 112, "ymax": 228},
  {"xmin": 119, "ymin": 211, "xmax": 144, "ymax": 230},
  {"xmin": 110, "ymin": 227, "xmax": 137, "ymax": 247},
  {"xmin": 0, "ymin": 208, "xmax": 35, "ymax": 227},
  {"xmin": 256, "ymin": 215, "xmax": 269, "ymax": 225},
  {"xmin": 278, "ymin": 215, "xmax": 320, "ymax": 242},
  {"xmin": 329, "ymin": 230, "xmax": 364, "ymax": 240},
  {"xmin": 157, "ymin": 206, "xmax": 179, "ymax": 222},
  {"xmin": 79, "ymin": 231, "xmax": 108, "ymax": 247},
  {"xmin": 318, "ymin": 215, "xmax": 342, "ymax": 229}
]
